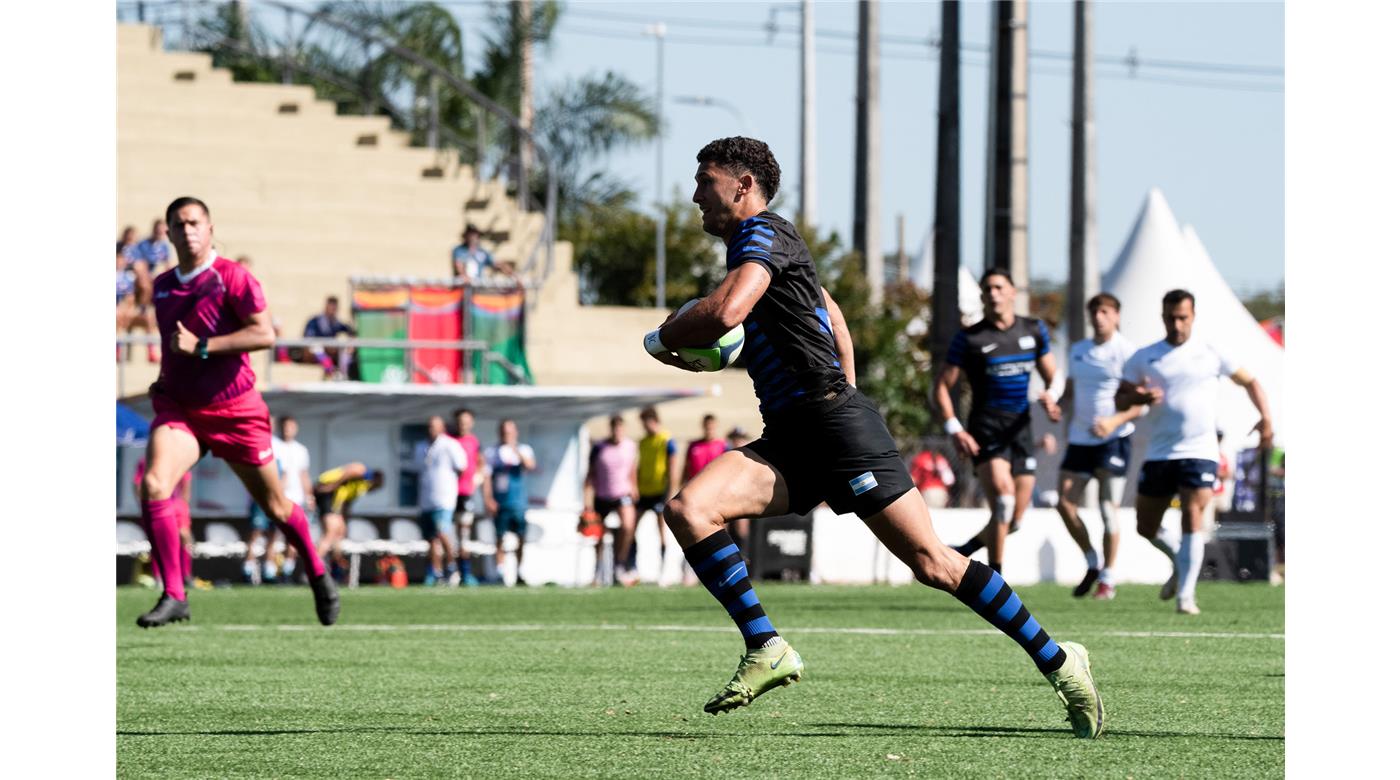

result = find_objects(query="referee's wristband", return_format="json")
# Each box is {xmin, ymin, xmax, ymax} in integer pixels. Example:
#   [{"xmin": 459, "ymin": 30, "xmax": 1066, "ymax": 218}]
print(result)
[
  {"xmin": 944, "ymin": 418, "xmax": 965, "ymax": 435},
  {"xmin": 643, "ymin": 329, "xmax": 669, "ymax": 356}
]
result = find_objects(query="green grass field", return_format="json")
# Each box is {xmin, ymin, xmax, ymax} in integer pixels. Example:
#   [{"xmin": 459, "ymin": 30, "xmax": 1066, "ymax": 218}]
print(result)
[{"xmin": 117, "ymin": 581, "xmax": 1283, "ymax": 778}]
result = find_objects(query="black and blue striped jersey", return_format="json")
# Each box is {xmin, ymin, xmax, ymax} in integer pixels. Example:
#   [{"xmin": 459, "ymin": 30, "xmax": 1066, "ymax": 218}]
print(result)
[
  {"xmin": 726, "ymin": 211, "xmax": 848, "ymax": 418},
  {"xmin": 947, "ymin": 316, "xmax": 1050, "ymax": 415}
]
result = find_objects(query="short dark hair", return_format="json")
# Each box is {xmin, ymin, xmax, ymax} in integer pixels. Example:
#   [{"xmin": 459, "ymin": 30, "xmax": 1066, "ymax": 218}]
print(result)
[
  {"xmin": 702, "ymin": 413, "xmax": 716, "ymax": 425},
  {"xmin": 696, "ymin": 137, "xmax": 781, "ymax": 202},
  {"xmin": 279, "ymin": 414, "xmax": 296, "ymax": 426},
  {"xmin": 1162, "ymin": 289, "xmax": 1195, "ymax": 309},
  {"xmin": 639, "ymin": 406, "xmax": 659, "ymax": 422},
  {"xmin": 609, "ymin": 415, "xmax": 625, "ymax": 427},
  {"xmin": 1087, "ymin": 292, "xmax": 1121, "ymax": 312},
  {"xmin": 453, "ymin": 407, "xmax": 474, "ymax": 419},
  {"xmin": 326, "ymin": 296, "xmax": 339, "ymax": 306},
  {"xmin": 165, "ymin": 196, "xmax": 210, "ymax": 225},
  {"xmin": 980, "ymin": 267, "xmax": 1014, "ymax": 287}
]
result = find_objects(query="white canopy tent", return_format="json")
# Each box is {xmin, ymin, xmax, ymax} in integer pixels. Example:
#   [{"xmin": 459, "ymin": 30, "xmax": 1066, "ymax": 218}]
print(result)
[{"xmin": 1100, "ymin": 188, "xmax": 1284, "ymax": 448}]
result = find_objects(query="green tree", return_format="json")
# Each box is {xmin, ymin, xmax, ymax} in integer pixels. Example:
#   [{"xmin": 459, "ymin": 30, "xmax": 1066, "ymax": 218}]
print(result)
[{"xmin": 569, "ymin": 195, "xmax": 722, "ymax": 307}]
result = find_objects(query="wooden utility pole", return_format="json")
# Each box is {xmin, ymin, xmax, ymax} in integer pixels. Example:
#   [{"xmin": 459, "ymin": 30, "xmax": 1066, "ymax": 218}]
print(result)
[
  {"xmin": 933, "ymin": 0, "xmax": 962, "ymax": 369},
  {"xmin": 984, "ymin": 0, "xmax": 1030, "ymax": 314},
  {"xmin": 854, "ymin": 0, "xmax": 883, "ymax": 304},
  {"xmin": 800, "ymin": 0, "xmax": 817, "ymax": 227},
  {"xmin": 1067, "ymin": 0, "xmax": 1098, "ymax": 343}
]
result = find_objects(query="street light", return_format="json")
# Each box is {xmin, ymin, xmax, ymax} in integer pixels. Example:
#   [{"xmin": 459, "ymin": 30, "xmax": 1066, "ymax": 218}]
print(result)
[
  {"xmin": 644, "ymin": 23, "xmax": 667, "ymax": 309},
  {"xmin": 673, "ymin": 95, "xmax": 748, "ymax": 133}
]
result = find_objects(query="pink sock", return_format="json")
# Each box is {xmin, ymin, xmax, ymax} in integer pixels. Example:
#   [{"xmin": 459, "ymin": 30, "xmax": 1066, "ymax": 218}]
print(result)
[
  {"xmin": 177, "ymin": 503, "xmax": 193, "ymax": 583},
  {"xmin": 275, "ymin": 504, "xmax": 326, "ymax": 578},
  {"xmin": 142, "ymin": 498, "xmax": 186, "ymax": 601}
]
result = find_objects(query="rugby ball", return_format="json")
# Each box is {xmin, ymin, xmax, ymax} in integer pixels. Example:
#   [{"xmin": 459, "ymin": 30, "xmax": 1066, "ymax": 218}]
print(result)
[{"xmin": 673, "ymin": 298, "xmax": 745, "ymax": 372}]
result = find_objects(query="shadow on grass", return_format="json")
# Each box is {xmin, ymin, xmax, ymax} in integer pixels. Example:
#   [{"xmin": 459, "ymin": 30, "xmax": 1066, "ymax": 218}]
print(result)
[
  {"xmin": 812, "ymin": 722, "xmax": 1283, "ymax": 741},
  {"xmin": 118, "ymin": 723, "xmax": 1281, "ymax": 741}
]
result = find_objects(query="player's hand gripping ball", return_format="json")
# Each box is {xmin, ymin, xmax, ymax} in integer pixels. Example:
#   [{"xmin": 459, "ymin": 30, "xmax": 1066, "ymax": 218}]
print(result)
[{"xmin": 672, "ymin": 299, "xmax": 745, "ymax": 372}]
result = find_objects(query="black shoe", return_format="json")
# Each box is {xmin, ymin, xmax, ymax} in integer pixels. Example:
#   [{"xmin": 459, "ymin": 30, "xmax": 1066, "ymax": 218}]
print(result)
[
  {"xmin": 1072, "ymin": 568, "xmax": 1101, "ymax": 598},
  {"xmin": 311, "ymin": 572, "xmax": 340, "ymax": 626},
  {"xmin": 136, "ymin": 595, "xmax": 190, "ymax": 628}
]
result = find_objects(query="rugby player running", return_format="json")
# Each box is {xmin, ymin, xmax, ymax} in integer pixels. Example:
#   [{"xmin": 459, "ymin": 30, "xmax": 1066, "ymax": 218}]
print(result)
[{"xmin": 643, "ymin": 137, "xmax": 1103, "ymax": 738}]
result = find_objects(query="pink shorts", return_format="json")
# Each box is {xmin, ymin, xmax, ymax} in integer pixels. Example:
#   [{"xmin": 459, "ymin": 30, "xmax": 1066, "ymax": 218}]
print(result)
[{"xmin": 151, "ymin": 389, "xmax": 274, "ymax": 467}]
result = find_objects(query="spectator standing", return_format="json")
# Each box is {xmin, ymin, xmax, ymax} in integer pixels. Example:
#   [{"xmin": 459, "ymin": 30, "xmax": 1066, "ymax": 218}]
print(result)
[
  {"xmin": 585, "ymin": 416, "xmax": 641, "ymax": 586},
  {"xmin": 909, "ymin": 441, "xmax": 957, "ymax": 509},
  {"xmin": 246, "ymin": 417, "xmax": 312, "ymax": 583},
  {"xmin": 452, "ymin": 408, "xmax": 483, "ymax": 585},
  {"xmin": 417, "ymin": 415, "xmax": 468, "ymax": 586},
  {"xmin": 303, "ymin": 296, "xmax": 356, "ymax": 379},
  {"xmin": 451, "ymin": 224, "xmax": 495, "ymax": 281},
  {"xmin": 313, "ymin": 463, "xmax": 385, "ymax": 582},
  {"xmin": 482, "ymin": 419, "xmax": 536, "ymax": 585},
  {"xmin": 635, "ymin": 406, "xmax": 680, "ymax": 574},
  {"xmin": 117, "ymin": 246, "xmax": 138, "ymax": 351},
  {"xmin": 683, "ymin": 414, "xmax": 728, "ymax": 483}
]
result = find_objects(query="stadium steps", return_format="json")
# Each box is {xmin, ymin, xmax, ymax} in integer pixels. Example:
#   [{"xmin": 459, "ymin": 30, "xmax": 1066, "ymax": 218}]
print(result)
[{"xmin": 118, "ymin": 22, "xmax": 546, "ymax": 327}]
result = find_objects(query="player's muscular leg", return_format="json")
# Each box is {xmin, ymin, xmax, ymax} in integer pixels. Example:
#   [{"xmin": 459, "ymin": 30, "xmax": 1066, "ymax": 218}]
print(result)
[
  {"xmin": 140, "ymin": 426, "xmax": 201, "ymax": 501},
  {"xmin": 1135, "ymin": 495, "xmax": 1172, "ymax": 538},
  {"xmin": 664, "ymin": 450, "xmax": 789, "ymax": 548},
  {"xmin": 1097, "ymin": 472, "xmax": 1124, "ymax": 566},
  {"xmin": 229, "ymin": 461, "xmax": 295, "ymax": 521},
  {"xmin": 863, "ymin": 489, "xmax": 968, "ymax": 593},
  {"xmin": 1012, "ymin": 473, "xmax": 1035, "ymax": 530},
  {"xmin": 1056, "ymin": 474, "xmax": 1094, "ymax": 554},
  {"xmin": 1179, "ymin": 487, "xmax": 1212, "ymax": 534},
  {"xmin": 615, "ymin": 502, "xmax": 638, "ymax": 570},
  {"xmin": 977, "ymin": 459, "xmax": 1017, "ymax": 560}
]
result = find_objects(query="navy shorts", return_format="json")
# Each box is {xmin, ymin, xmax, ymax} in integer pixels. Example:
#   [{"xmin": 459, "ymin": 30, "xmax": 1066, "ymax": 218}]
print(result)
[
  {"xmin": 1061, "ymin": 436, "xmax": 1132, "ymax": 477},
  {"xmin": 1138, "ymin": 459, "xmax": 1219, "ymax": 498},
  {"xmin": 418, "ymin": 508, "xmax": 454, "ymax": 539},
  {"xmin": 494, "ymin": 506, "xmax": 528, "ymax": 539},
  {"xmin": 743, "ymin": 386, "xmax": 915, "ymax": 518},
  {"xmin": 639, "ymin": 493, "xmax": 668, "ymax": 517},
  {"xmin": 968, "ymin": 409, "xmax": 1037, "ymax": 476}
]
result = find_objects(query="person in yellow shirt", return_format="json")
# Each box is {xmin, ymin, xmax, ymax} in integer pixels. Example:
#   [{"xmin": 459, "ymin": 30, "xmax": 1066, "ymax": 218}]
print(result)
[
  {"xmin": 313, "ymin": 462, "xmax": 384, "ymax": 580},
  {"xmin": 634, "ymin": 407, "xmax": 680, "ymax": 574}
]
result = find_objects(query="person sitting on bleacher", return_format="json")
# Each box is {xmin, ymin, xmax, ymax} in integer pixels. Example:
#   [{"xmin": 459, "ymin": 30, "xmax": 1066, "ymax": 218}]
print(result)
[
  {"xmin": 302, "ymin": 296, "xmax": 357, "ymax": 379},
  {"xmin": 313, "ymin": 463, "xmax": 384, "ymax": 583}
]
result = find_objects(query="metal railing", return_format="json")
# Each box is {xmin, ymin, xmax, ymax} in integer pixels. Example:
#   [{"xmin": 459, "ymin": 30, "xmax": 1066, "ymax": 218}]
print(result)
[
  {"xmin": 116, "ymin": 0, "xmax": 558, "ymax": 289},
  {"xmin": 116, "ymin": 334, "xmax": 529, "ymax": 396}
]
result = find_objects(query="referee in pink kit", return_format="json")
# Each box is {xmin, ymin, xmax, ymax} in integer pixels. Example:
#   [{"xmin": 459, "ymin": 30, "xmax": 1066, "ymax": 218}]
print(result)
[{"xmin": 135, "ymin": 196, "xmax": 338, "ymax": 628}]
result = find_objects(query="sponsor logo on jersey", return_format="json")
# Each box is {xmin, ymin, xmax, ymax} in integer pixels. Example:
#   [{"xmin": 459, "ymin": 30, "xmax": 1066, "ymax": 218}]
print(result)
[
  {"xmin": 980, "ymin": 343, "xmax": 998, "ymax": 353},
  {"xmin": 1018, "ymin": 335, "xmax": 1036, "ymax": 349},
  {"xmin": 986, "ymin": 361, "xmax": 1033, "ymax": 377}
]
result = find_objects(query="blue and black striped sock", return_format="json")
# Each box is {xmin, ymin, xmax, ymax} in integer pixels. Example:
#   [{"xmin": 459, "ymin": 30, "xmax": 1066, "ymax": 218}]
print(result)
[
  {"xmin": 955, "ymin": 559, "xmax": 1067, "ymax": 674},
  {"xmin": 683, "ymin": 530, "xmax": 778, "ymax": 650}
]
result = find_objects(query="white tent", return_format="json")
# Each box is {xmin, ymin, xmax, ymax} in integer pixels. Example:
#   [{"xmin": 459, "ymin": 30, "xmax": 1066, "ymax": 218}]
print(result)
[
  {"xmin": 910, "ymin": 225, "xmax": 984, "ymax": 324},
  {"xmin": 1101, "ymin": 188, "xmax": 1285, "ymax": 447}
]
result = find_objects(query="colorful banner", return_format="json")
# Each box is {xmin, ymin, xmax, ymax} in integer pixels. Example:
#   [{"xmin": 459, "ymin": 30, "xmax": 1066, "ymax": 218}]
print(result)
[
  {"xmin": 408, "ymin": 287, "xmax": 464, "ymax": 384},
  {"xmin": 470, "ymin": 288, "xmax": 534, "ymax": 385},
  {"xmin": 352, "ymin": 289, "xmax": 408, "ymax": 384}
]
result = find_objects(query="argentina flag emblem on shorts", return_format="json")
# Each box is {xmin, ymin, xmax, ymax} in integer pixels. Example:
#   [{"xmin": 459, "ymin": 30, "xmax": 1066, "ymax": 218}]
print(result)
[{"xmin": 849, "ymin": 471, "xmax": 878, "ymax": 496}]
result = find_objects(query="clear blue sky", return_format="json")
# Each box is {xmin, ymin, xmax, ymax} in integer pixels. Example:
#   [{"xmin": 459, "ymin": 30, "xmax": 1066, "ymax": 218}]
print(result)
[{"xmin": 460, "ymin": 0, "xmax": 1283, "ymax": 294}]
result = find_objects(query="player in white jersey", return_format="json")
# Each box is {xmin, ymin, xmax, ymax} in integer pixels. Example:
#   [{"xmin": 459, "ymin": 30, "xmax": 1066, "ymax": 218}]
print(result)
[
  {"xmin": 1056, "ymin": 294, "xmax": 1146, "ymax": 600},
  {"xmin": 1116, "ymin": 289, "xmax": 1273, "ymax": 614}
]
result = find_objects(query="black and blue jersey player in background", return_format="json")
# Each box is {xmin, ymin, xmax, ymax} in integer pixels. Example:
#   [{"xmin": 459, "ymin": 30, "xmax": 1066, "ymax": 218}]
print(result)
[
  {"xmin": 935, "ymin": 269, "xmax": 1063, "ymax": 574},
  {"xmin": 642, "ymin": 137, "xmax": 1102, "ymax": 737}
]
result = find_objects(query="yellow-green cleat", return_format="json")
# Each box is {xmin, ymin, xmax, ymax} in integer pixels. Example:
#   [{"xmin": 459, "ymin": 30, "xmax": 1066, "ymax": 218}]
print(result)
[
  {"xmin": 1045, "ymin": 641, "xmax": 1105, "ymax": 739},
  {"xmin": 703, "ymin": 638, "xmax": 804, "ymax": 714}
]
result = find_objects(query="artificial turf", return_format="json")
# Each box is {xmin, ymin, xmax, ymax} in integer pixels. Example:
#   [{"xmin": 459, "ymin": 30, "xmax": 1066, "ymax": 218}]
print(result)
[{"xmin": 117, "ymin": 581, "xmax": 1283, "ymax": 778}]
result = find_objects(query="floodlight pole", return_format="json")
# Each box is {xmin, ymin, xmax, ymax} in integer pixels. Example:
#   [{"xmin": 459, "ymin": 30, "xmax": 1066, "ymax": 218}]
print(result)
[{"xmin": 1067, "ymin": 0, "xmax": 1098, "ymax": 343}]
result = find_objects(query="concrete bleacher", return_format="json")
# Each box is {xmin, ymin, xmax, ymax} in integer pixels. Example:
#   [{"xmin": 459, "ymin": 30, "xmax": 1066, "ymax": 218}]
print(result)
[{"xmin": 116, "ymin": 22, "xmax": 765, "ymax": 439}]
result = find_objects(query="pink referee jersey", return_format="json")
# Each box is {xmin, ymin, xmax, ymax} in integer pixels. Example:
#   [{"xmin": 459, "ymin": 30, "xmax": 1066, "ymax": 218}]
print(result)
[
  {"xmin": 455, "ymin": 433, "xmax": 480, "ymax": 496},
  {"xmin": 152, "ymin": 256, "xmax": 266, "ymax": 408},
  {"xmin": 684, "ymin": 439, "xmax": 727, "ymax": 481}
]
